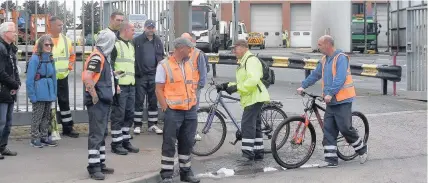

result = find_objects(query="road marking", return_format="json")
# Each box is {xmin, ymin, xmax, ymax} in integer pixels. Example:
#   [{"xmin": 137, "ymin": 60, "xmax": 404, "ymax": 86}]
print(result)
[{"xmin": 366, "ymin": 110, "xmax": 426, "ymax": 117}]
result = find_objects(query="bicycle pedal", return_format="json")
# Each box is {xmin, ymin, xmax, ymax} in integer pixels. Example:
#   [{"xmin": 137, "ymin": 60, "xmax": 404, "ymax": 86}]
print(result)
[{"xmin": 229, "ymin": 139, "xmax": 239, "ymax": 145}]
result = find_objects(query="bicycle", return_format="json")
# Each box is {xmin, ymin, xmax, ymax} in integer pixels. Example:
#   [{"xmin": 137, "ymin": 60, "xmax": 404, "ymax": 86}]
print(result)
[
  {"xmin": 192, "ymin": 79, "xmax": 288, "ymax": 156},
  {"xmin": 271, "ymin": 91, "xmax": 369, "ymax": 169}
]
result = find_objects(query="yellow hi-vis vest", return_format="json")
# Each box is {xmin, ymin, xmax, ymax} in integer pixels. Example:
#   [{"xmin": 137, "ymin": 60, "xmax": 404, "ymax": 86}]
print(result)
[
  {"xmin": 52, "ymin": 34, "xmax": 72, "ymax": 79},
  {"xmin": 114, "ymin": 40, "xmax": 135, "ymax": 85}
]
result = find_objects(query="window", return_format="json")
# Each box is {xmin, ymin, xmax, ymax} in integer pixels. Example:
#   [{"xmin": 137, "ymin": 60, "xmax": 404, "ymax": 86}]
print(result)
[
  {"xmin": 352, "ymin": 23, "xmax": 376, "ymax": 34},
  {"xmin": 192, "ymin": 10, "xmax": 208, "ymax": 30}
]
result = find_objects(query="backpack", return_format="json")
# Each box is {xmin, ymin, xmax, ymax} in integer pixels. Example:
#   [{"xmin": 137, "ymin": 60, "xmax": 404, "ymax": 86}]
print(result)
[{"xmin": 244, "ymin": 55, "xmax": 275, "ymax": 92}]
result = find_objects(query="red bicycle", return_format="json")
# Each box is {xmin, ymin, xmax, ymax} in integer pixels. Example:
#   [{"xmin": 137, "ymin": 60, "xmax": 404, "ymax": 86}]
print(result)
[{"xmin": 271, "ymin": 91, "xmax": 369, "ymax": 169}]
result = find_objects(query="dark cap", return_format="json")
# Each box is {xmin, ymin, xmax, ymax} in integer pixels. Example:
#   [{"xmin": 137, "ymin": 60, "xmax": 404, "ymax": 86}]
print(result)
[
  {"xmin": 144, "ymin": 19, "xmax": 156, "ymax": 28},
  {"xmin": 230, "ymin": 39, "xmax": 248, "ymax": 48}
]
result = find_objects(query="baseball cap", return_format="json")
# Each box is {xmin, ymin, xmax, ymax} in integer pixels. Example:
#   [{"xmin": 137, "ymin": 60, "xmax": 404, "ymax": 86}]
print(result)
[
  {"xmin": 230, "ymin": 39, "xmax": 248, "ymax": 48},
  {"xmin": 144, "ymin": 19, "xmax": 156, "ymax": 28},
  {"xmin": 173, "ymin": 37, "xmax": 195, "ymax": 48}
]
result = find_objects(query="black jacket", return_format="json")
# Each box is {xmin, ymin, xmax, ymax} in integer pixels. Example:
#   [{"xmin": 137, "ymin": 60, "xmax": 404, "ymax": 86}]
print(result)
[
  {"xmin": 133, "ymin": 32, "xmax": 165, "ymax": 76},
  {"xmin": 0, "ymin": 37, "xmax": 21, "ymax": 103}
]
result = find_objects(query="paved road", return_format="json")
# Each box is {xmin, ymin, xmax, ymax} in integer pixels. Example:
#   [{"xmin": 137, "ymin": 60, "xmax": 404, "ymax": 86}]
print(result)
[{"xmin": 190, "ymin": 82, "xmax": 427, "ymax": 183}]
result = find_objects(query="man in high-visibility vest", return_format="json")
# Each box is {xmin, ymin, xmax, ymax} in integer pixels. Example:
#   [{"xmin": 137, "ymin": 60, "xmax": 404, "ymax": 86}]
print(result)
[
  {"xmin": 109, "ymin": 21, "xmax": 139, "ymax": 155},
  {"xmin": 297, "ymin": 35, "xmax": 368, "ymax": 168},
  {"xmin": 282, "ymin": 30, "xmax": 289, "ymax": 48},
  {"xmin": 155, "ymin": 37, "xmax": 200, "ymax": 183},
  {"xmin": 180, "ymin": 32, "xmax": 207, "ymax": 142},
  {"xmin": 34, "ymin": 16, "xmax": 79, "ymax": 138}
]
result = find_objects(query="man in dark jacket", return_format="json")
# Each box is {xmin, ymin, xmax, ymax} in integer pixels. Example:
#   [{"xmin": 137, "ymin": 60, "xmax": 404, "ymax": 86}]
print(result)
[
  {"xmin": 132, "ymin": 19, "xmax": 165, "ymax": 135},
  {"xmin": 0, "ymin": 22, "xmax": 21, "ymax": 160}
]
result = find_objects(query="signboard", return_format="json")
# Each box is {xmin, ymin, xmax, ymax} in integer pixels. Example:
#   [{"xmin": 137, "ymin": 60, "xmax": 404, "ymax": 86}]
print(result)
[{"xmin": 128, "ymin": 14, "xmax": 147, "ymax": 37}]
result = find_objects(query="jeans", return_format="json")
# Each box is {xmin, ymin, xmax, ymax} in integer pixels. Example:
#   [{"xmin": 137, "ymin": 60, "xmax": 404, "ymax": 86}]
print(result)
[{"xmin": 0, "ymin": 103, "xmax": 14, "ymax": 152}]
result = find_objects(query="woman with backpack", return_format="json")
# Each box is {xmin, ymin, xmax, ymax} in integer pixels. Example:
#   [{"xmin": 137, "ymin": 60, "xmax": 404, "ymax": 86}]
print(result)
[
  {"xmin": 26, "ymin": 35, "xmax": 58, "ymax": 148},
  {"xmin": 216, "ymin": 39, "xmax": 270, "ymax": 164}
]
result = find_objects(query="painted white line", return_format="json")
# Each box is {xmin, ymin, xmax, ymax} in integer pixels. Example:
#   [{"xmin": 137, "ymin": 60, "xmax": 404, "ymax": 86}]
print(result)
[{"xmin": 365, "ymin": 110, "xmax": 427, "ymax": 117}]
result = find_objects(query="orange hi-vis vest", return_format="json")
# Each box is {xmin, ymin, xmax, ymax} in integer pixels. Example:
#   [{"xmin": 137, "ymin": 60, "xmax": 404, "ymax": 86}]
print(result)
[
  {"xmin": 188, "ymin": 48, "xmax": 201, "ymax": 86},
  {"xmin": 321, "ymin": 53, "xmax": 356, "ymax": 102},
  {"xmin": 160, "ymin": 57, "xmax": 197, "ymax": 110}
]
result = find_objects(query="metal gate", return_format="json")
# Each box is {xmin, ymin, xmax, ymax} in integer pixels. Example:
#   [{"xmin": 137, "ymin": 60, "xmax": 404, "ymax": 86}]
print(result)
[
  {"xmin": 0, "ymin": 0, "xmax": 177, "ymax": 125},
  {"xmin": 406, "ymin": 5, "xmax": 427, "ymax": 100}
]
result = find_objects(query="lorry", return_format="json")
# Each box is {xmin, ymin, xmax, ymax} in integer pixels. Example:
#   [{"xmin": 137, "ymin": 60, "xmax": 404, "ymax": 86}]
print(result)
[
  {"xmin": 219, "ymin": 20, "xmax": 248, "ymax": 50},
  {"xmin": 351, "ymin": 14, "xmax": 381, "ymax": 53},
  {"xmin": 191, "ymin": 4, "xmax": 220, "ymax": 53}
]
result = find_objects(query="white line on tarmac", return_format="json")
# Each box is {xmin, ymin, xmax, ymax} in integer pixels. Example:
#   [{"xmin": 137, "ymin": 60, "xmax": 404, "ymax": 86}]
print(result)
[{"xmin": 365, "ymin": 110, "xmax": 427, "ymax": 117}]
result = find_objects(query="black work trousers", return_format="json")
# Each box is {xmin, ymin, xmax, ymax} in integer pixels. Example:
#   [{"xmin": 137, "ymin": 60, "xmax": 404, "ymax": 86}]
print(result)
[
  {"xmin": 110, "ymin": 85, "xmax": 135, "ymax": 145},
  {"xmin": 134, "ymin": 76, "xmax": 158, "ymax": 128},
  {"xmin": 323, "ymin": 102, "xmax": 367, "ymax": 164},
  {"xmin": 87, "ymin": 101, "xmax": 110, "ymax": 173},
  {"xmin": 160, "ymin": 106, "xmax": 197, "ymax": 179},
  {"xmin": 57, "ymin": 76, "xmax": 74, "ymax": 132},
  {"xmin": 241, "ymin": 102, "xmax": 264, "ymax": 160}
]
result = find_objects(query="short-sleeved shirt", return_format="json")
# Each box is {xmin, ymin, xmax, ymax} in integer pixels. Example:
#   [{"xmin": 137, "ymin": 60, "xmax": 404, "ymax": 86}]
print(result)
[{"xmin": 155, "ymin": 60, "xmax": 186, "ymax": 84}]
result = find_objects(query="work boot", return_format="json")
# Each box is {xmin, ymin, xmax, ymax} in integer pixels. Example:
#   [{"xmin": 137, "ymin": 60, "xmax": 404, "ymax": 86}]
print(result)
[
  {"xmin": 101, "ymin": 164, "xmax": 115, "ymax": 174},
  {"xmin": 254, "ymin": 154, "xmax": 264, "ymax": 161},
  {"xmin": 111, "ymin": 144, "xmax": 128, "ymax": 155},
  {"xmin": 180, "ymin": 175, "xmax": 200, "ymax": 183},
  {"xmin": 123, "ymin": 142, "xmax": 140, "ymax": 153},
  {"xmin": 236, "ymin": 156, "xmax": 254, "ymax": 166},
  {"xmin": 63, "ymin": 129, "xmax": 79, "ymax": 138},
  {"xmin": 0, "ymin": 153, "xmax": 4, "ymax": 160},
  {"xmin": 90, "ymin": 172, "xmax": 105, "ymax": 180},
  {"xmin": 1, "ymin": 148, "xmax": 18, "ymax": 156},
  {"xmin": 87, "ymin": 166, "xmax": 105, "ymax": 180}
]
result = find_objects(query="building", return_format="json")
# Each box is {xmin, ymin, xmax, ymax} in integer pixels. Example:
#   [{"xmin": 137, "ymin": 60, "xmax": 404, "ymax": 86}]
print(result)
[{"xmin": 220, "ymin": 1, "xmax": 388, "ymax": 48}]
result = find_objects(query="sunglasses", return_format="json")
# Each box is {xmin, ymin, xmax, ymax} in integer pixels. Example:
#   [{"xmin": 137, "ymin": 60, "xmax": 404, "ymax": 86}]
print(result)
[{"xmin": 44, "ymin": 44, "xmax": 54, "ymax": 47}]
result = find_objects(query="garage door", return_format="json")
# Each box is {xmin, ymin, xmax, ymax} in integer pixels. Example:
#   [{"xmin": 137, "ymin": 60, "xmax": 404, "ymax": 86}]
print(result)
[
  {"xmin": 377, "ymin": 3, "xmax": 388, "ymax": 48},
  {"xmin": 251, "ymin": 4, "xmax": 283, "ymax": 48},
  {"xmin": 290, "ymin": 4, "xmax": 311, "ymax": 47}
]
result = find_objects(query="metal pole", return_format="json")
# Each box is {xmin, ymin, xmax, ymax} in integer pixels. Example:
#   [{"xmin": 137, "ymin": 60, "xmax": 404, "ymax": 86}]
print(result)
[
  {"xmin": 396, "ymin": 1, "xmax": 399, "ymax": 52},
  {"xmin": 25, "ymin": 0, "xmax": 29, "ymax": 112},
  {"xmin": 232, "ymin": 0, "xmax": 239, "ymax": 45},
  {"xmin": 92, "ymin": 0, "xmax": 94, "ymax": 48},
  {"xmin": 386, "ymin": 1, "xmax": 390, "ymax": 53},
  {"xmin": 374, "ymin": 1, "xmax": 378, "ymax": 53},
  {"xmin": 5, "ymin": 0, "xmax": 8, "ymax": 21},
  {"xmin": 363, "ymin": 1, "xmax": 367, "ymax": 53},
  {"xmin": 35, "ymin": 0, "xmax": 38, "ymax": 43},
  {"xmin": 73, "ymin": 0, "xmax": 76, "ymax": 110}
]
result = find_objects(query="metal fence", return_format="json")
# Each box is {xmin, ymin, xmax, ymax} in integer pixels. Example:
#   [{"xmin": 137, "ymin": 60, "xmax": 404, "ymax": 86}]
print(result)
[
  {"xmin": 406, "ymin": 6, "xmax": 427, "ymax": 99},
  {"xmin": 1, "ymin": 0, "xmax": 174, "ymax": 125}
]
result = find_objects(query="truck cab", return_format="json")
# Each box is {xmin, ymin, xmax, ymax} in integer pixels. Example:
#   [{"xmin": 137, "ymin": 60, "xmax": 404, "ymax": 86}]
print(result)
[
  {"xmin": 192, "ymin": 5, "xmax": 220, "ymax": 53},
  {"xmin": 351, "ymin": 14, "xmax": 381, "ymax": 53}
]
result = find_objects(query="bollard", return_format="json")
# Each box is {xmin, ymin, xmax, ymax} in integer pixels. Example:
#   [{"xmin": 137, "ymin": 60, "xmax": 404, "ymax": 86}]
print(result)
[
  {"xmin": 382, "ymin": 79, "xmax": 388, "ymax": 95},
  {"xmin": 212, "ymin": 64, "xmax": 217, "ymax": 78}
]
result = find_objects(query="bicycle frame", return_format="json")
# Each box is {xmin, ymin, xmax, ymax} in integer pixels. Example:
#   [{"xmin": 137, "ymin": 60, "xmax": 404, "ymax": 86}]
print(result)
[
  {"xmin": 293, "ymin": 97, "xmax": 326, "ymax": 144},
  {"xmin": 202, "ymin": 91, "xmax": 242, "ymax": 134}
]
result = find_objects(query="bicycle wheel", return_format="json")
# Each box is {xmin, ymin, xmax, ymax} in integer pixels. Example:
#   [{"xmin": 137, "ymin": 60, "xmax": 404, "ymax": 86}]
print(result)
[
  {"xmin": 192, "ymin": 107, "xmax": 227, "ymax": 156},
  {"xmin": 271, "ymin": 116, "xmax": 316, "ymax": 169},
  {"xmin": 260, "ymin": 105, "xmax": 288, "ymax": 153},
  {"xmin": 337, "ymin": 111, "xmax": 370, "ymax": 161}
]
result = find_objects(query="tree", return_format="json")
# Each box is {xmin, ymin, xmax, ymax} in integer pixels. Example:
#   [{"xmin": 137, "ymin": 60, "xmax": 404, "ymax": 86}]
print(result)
[
  {"xmin": 0, "ymin": 0, "xmax": 16, "ymax": 11},
  {"xmin": 80, "ymin": 1, "xmax": 101, "ymax": 36},
  {"xmin": 22, "ymin": 1, "xmax": 45, "ymax": 15},
  {"xmin": 45, "ymin": 1, "xmax": 74, "ymax": 28}
]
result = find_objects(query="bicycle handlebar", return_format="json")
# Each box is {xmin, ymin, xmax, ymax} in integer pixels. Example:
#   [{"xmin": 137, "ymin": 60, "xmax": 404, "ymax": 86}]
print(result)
[{"xmin": 301, "ymin": 91, "xmax": 324, "ymax": 102}]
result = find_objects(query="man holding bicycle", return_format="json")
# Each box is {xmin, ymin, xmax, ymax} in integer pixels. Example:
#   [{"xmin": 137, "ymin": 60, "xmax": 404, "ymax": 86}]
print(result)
[
  {"xmin": 216, "ymin": 40, "xmax": 270, "ymax": 164},
  {"xmin": 297, "ymin": 35, "xmax": 368, "ymax": 168}
]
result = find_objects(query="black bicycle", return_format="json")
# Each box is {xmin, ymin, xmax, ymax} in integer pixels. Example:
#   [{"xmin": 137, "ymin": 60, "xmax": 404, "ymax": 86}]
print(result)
[
  {"xmin": 192, "ymin": 79, "xmax": 288, "ymax": 156},
  {"xmin": 271, "ymin": 91, "xmax": 369, "ymax": 169}
]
